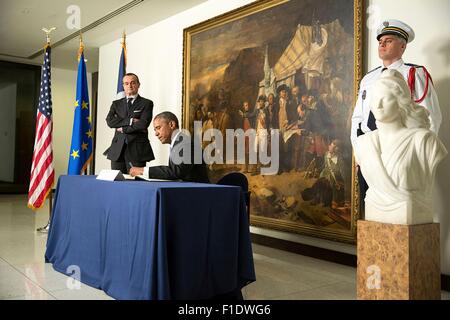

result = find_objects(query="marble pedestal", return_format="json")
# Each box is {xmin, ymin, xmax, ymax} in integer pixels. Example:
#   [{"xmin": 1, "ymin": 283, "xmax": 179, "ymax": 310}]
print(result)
[{"xmin": 357, "ymin": 220, "xmax": 440, "ymax": 300}]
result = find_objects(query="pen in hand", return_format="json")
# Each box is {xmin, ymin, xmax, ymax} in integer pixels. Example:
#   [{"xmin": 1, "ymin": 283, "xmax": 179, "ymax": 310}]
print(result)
[{"xmin": 128, "ymin": 163, "xmax": 145, "ymax": 177}]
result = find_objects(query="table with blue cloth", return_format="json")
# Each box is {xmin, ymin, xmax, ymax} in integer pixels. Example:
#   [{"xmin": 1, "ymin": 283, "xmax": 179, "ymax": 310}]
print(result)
[{"xmin": 45, "ymin": 175, "xmax": 255, "ymax": 300}]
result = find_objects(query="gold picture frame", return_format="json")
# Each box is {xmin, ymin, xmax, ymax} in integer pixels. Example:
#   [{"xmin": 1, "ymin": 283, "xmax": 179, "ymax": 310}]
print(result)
[{"xmin": 182, "ymin": 0, "xmax": 363, "ymax": 243}]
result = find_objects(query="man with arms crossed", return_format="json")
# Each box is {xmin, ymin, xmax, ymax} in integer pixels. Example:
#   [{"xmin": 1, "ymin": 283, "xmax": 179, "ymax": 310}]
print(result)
[{"xmin": 104, "ymin": 73, "xmax": 155, "ymax": 173}]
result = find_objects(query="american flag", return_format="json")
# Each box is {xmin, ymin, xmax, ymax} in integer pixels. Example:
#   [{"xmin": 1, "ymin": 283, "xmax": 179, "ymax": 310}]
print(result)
[{"xmin": 27, "ymin": 45, "xmax": 54, "ymax": 210}]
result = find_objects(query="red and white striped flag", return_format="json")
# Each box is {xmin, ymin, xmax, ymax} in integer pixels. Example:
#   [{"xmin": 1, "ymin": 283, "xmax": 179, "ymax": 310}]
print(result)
[{"xmin": 28, "ymin": 44, "xmax": 54, "ymax": 210}]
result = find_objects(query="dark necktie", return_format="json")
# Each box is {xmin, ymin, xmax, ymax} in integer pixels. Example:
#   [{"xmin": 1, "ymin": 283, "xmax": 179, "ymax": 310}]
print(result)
[
  {"xmin": 366, "ymin": 67, "xmax": 387, "ymax": 130},
  {"xmin": 124, "ymin": 98, "xmax": 133, "ymax": 144},
  {"xmin": 127, "ymin": 98, "xmax": 133, "ymax": 112}
]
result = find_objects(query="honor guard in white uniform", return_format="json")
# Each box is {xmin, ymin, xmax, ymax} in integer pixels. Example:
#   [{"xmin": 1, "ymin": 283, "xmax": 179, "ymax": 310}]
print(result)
[
  {"xmin": 351, "ymin": 19, "xmax": 442, "ymax": 216},
  {"xmin": 351, "ymin": 19, "xmax": 442, "ymax": 148}
]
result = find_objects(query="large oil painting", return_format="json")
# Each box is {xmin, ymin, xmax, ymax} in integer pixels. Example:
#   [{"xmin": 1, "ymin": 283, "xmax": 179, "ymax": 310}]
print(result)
[{"xmin": 182, "ymin": 0, "xmax": 363, "ymax": 243}]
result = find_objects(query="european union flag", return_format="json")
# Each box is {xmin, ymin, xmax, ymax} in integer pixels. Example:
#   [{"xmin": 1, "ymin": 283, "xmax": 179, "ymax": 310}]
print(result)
[{"xmin": 68, "ymin": 47, "xmax": 93, "ymax": 175}]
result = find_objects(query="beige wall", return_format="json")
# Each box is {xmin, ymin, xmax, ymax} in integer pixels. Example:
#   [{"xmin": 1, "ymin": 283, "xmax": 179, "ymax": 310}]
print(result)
[
  {"xmin": 52, "ymin": 67, "xmax": 92, "ymax": 182},
  {"xmin": 95, "ymin": 0, "xmax": 450, "ymax": 273}
]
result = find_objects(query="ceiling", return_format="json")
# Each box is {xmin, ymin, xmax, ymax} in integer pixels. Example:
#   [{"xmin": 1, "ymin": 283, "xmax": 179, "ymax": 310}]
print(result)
[{"xmin": 0, "ymin": 0, "xmax": 207, "ymax": 72}]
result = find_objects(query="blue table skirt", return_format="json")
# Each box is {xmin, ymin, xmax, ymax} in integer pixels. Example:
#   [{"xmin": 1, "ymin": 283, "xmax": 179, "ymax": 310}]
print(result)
[{"xmin": 45, "ymin": 175, "xmax": 255, "ymax": 300}]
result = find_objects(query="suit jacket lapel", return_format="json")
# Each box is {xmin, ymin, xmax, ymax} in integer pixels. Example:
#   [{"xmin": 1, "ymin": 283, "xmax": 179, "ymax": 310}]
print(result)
[
  {"xmin": 131, "ymin": 95, "xmax": 141, "ymax": 112},
  {"xmin": 121, "ymin": 97, "xmax": 130, "ymax": 117}
]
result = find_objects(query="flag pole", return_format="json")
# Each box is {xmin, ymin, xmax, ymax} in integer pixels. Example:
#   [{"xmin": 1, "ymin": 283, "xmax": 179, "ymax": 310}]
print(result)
[
  {"xmin": 77, "ymin": 31, "xmax": 84, "ymax": 61},
  {"xmin": 68, "ymin": 32, "xmax": 93, "ymax": 176},
  {"xmin": 36, "ymin": 26, "xmax": 56, "ymax": 233},
  {"xmin": 77, "ymin": 32, "xmax": 89, "ymax": 175},
  {"xmin": 116, "ymin": 30, "xmax": 127, "ymax": 100},
  {"xmin": 121, "ymin": 30, "xmax": 127, "ymax": 66}
]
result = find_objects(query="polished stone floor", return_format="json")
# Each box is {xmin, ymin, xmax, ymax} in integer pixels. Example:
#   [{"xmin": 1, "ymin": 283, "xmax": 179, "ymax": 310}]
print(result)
[{"xmin": 0, "ymin": 194, "xmax": 448, "ymax": 300}]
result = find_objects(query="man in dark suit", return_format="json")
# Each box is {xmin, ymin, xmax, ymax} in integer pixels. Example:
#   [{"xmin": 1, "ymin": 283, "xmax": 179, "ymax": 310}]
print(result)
[
  {"xmin": 129, "ymin": 111, "xmax": 209, "ymax": 183},
  {"xmin": 104, "ymin": 73, "xmax": 155, "ymax": 173}
]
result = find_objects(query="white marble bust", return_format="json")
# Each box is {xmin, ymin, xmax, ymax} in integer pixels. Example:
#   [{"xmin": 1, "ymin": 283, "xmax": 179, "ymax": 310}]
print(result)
[{"xmin": 354, "ymin": 69, "xmax": 447, "ymax": 224}]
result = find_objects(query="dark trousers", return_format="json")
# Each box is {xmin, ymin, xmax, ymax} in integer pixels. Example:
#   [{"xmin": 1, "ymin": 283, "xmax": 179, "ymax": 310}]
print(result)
[
  {"xmin": 357, "ymin": 166, "xmax": 368, "ymax": 218},
  {"xmin": 111, "ymin": 144, "xmax": 146, "ymax": 174}
]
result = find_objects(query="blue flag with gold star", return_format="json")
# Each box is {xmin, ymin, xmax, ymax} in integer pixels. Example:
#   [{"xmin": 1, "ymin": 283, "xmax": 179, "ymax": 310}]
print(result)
[{"xmin": 68, "ymin": 48, "xmax": 93, "ymax": 175}]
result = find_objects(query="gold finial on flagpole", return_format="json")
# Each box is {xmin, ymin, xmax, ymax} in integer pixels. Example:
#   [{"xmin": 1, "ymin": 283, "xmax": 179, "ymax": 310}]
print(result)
[
  {"xmin": 122, "ymin": 30, "xmax": 126, "ymax": 45},
  {"xmin": 77, "ymin": 31, "xmax": 84, "ymax": 62},
  {"xmin": 42, "ymin": 27, "xmax": 56, "ymax": 47},
  {"xmin": 79, "ymin": 31, "xmax": 84, "ymax": 48}
]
